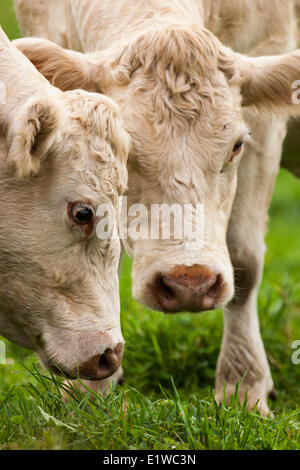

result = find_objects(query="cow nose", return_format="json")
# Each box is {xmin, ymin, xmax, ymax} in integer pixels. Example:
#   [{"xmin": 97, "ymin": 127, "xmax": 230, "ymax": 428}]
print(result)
[
  {"xmin": 150, "ymin": 265, "xmax": 224, "ymax": 313},
  {"xmin": 79, "ymin": 343, "xmax": 124, "ymax": 380}
]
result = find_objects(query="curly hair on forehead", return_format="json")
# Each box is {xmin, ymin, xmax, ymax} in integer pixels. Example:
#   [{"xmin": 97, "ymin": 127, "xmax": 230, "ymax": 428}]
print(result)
[
  {"xmin": 63, "ymin": 90, "xmax": 130, "ymax": 194},
  {"xmin": 110, "ymin": 23, "xmax": 241, "ymax": 124},
  {"xmin": 65, "ymin": 91, "xmax": 130, "ymax": 161}
]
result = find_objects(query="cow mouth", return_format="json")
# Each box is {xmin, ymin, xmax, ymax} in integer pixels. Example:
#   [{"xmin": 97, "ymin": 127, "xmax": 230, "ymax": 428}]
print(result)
[{"xmin": 48, "ymin": 364, "xmax": 77, "ymax": 379}]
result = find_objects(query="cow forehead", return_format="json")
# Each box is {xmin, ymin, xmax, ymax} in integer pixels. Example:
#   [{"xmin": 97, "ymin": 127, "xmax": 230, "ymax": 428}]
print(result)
[
  {"xmin": 51, "ymin": 105, "xmax": 123, "ymax": 202},
  {"xmin": 124, "ymin": 68, "xmax": 237, "ymax": 133},
  {"xmin": 128, "ymin": 95, "xmax": 243, "ymax": 164},
  {"xmin": 122, "ymin": 75, "xmax": 242, "ymax": 154},
  {"xmin": 46, "ymin": 132, "xmax": 119, "ymax": 207},
  {"xmin": 111, "ymin": 24, "xmax": 241, "ymax": 124}
]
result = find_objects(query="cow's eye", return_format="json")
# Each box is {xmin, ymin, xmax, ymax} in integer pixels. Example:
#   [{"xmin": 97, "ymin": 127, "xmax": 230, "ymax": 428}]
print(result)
[
  {"xmin": 232, "ymin": 139, "xmax": 244, "ymax": 157},
  {"xmin": 221, "ymin": 139, "xmax": 245, "ymax": 173},
  {"xmin": 70, "ymin": 203, "xmax": 95, "ymax": 225}
]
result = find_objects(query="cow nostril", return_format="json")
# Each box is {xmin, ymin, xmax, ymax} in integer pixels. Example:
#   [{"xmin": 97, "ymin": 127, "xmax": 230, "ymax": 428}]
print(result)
[
  {"xmin": 78, "ymin": 343, "xmax": 124, "ymax": 380},
  {"xmin": 148, "ymin": 266, "xmax": 226, "ymax": 313},
  {"xmin": 99, "ymin": 349, "xmax": 112, "ymax": 373},
  {"xmin": 200, "ymin": 274, "xmax": 225, "ymax": 310},
  {"xmin": 98, "ymin": 344, "xmax": 124, "ymax": 377},
  {"xmin": 206, "ymin": 274, "xmax": 224, "ymax": 299},
  {"xmin": 153, "ymin": 274, "xmax": 176, "ymax": 302}
]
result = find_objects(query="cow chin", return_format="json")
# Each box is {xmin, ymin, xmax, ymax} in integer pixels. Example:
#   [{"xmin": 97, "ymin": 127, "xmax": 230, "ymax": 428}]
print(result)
[
  {"xmin": 37, "ymin": 327, "xmax": 125, "ymax": 381},
  {"xmin": 131, "ymin": 251, "xmax": 235, "ymax": 314}
]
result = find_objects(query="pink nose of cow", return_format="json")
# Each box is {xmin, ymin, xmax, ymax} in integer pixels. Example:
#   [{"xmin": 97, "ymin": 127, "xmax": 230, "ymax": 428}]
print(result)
[
  {"xmin": 78, "ymin": 343, "xmax": 124, "ymax": 380},
  {"xmin": 150, "ymin": 265, "xmax": 224, "ymax": 313}
]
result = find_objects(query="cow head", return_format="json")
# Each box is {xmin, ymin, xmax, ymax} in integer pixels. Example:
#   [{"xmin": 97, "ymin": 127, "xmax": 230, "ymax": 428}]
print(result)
[
  {"xmin": 14, "ymin": 24, "xmax": 300, "ymax": 313},
  {"xmin": 0, "ymin": 29, "xmax": 130, "ymax": 379}
]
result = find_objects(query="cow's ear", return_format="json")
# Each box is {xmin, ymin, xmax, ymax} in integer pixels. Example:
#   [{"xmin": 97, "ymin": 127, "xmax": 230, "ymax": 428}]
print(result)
[
  {"xmin": 7, "ymin": 96, "xmax": 59, "ymax": 179},
  {"xmin": 13, "ymin": 37, "xmax": 100, "ymax": 93},
  {"xmin": 238, "ymin": 50, "xmax": 300, "ymax": 116}
]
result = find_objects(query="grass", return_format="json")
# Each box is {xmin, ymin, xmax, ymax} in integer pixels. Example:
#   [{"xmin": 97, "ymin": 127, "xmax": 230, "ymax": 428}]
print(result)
[
  {"xmin": 0, "ymin": 0, "xmax": 299, "ymax": 451},
  {"xmin": 1, "ymin": 369, "xmax": 299, "ymax": 451}
]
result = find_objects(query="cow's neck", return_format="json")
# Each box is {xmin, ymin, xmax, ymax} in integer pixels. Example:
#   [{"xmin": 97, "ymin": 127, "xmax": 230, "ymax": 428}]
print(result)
[
  {"xmin": 69, "ymin": 0, "xmax": 204, "ymax": 52},
  {"xmin": 68, "ymin": 0, "xmax": 294, "ymax": 57}
]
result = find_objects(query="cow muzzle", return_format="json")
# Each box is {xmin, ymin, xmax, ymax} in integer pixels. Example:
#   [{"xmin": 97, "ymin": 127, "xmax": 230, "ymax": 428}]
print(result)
[
  {"xmin": 38, "ymin": 328, "xmax": 124, "ymax": 381},
  {"xmin": 78, "ymin": 342, "xmax": 124, "ymax": 380},
  {"xmin": 51, "ymin": 342, "xmax": 124, "ymax": 381},
  {"xmin": 148, "ymin": 265, "xmax": 228, "ymax": 313}
]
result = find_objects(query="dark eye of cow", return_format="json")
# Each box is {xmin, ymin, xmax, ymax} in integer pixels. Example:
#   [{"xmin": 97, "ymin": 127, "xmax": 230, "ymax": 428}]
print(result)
[
  {"xmin": 221, "ymin": 139, "xmax": 245, "ymax": 173},
  {"xmin": 232, "ymin": 140, "xmax": 244, "ymax": 155},
  {"xmin": 71, "ymin": 203, "xmax": 95, "ymax": 225}
]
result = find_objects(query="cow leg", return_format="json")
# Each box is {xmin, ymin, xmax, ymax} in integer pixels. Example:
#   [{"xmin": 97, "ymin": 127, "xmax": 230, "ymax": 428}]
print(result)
[
  {"xmin": 281, "ymin": 120, "xmax": 300, "ymax": 178},
  {"xmin": 215, "ymin": 114, "xmax": 287, "ymax": 416}
]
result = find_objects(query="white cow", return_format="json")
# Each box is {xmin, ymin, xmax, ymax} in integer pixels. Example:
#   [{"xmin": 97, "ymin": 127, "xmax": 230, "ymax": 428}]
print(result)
[
  {"xmin": 14, "ymin": 0, "xmax": 300, "ymax": 414},
  {"xmin": 0, "ymin": 26, "xmax": 130, "ymax": 384}
]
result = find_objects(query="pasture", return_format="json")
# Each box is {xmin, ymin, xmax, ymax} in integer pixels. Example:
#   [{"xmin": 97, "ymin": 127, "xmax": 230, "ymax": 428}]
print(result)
[{"xmin": 0, "ymin": 0, "xmax": 299, "ymax": 450}]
